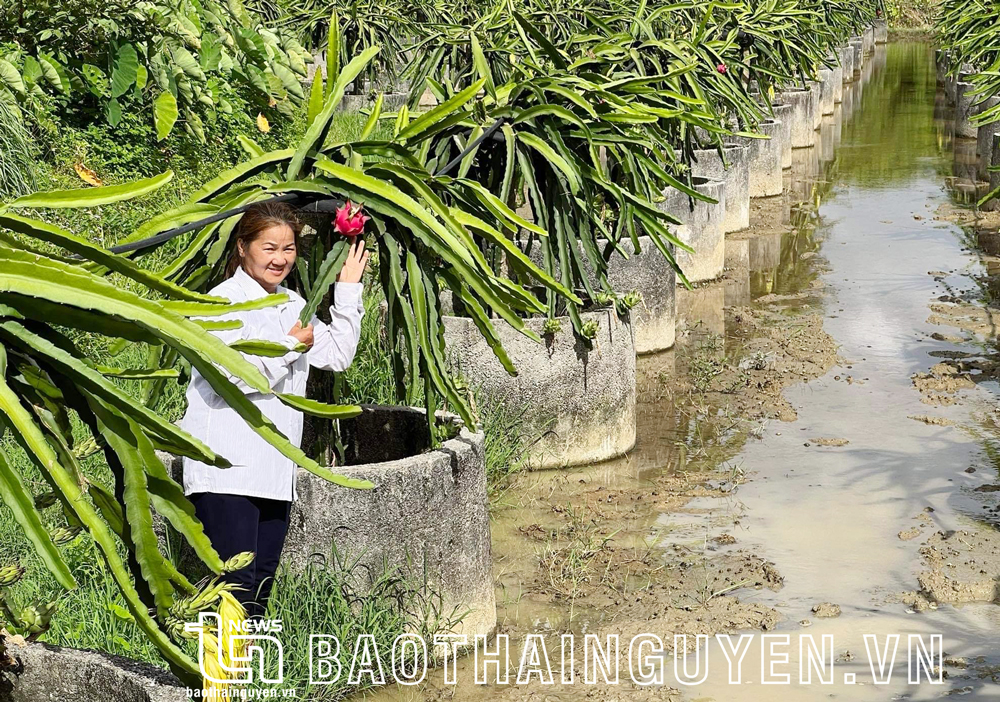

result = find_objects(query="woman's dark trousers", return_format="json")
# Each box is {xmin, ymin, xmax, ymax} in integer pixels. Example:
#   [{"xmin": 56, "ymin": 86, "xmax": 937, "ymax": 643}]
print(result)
[{"xmin": 190, "ymin": 492, "xmax": 292, "ymax": 620}]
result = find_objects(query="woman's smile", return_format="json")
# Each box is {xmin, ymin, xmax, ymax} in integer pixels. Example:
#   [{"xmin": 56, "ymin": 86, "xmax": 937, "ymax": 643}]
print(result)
[{"xmin": 237, "ymin": 223, "xmax": 298, "ymax": 292}]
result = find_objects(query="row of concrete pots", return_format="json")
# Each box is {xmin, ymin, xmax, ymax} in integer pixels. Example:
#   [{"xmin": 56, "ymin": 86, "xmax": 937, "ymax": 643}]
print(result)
[
  {"xmin": 937, "ymin": 49, "xmax": 1000, "ymax": 210},
  {"xmin": 438, "ymin": 29, "xmax": 885, "ymax": 471}
]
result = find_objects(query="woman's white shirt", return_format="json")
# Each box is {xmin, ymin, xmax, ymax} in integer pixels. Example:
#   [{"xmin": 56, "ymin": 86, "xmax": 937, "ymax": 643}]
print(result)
[{"xmin": 180, "ymin": 266, "xmax": 364, "ymax": 502}]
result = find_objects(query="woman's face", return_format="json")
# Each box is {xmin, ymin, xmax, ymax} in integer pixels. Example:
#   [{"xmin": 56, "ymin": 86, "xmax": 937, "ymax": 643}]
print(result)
[{"xmin": 239, "ymin": 224, "xmax": 297, "ymax": 293}]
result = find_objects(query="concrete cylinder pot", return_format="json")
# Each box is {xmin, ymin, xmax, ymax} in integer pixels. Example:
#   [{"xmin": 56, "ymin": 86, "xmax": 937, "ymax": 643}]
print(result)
[
  {"xmin": 829, "ymin": 62, "xmax": 844, "ymax": 105},
  {"xmin": 850, "ymin": 39, "xmax": 864, "ymax": 76},
  {"xmin": 282, "ymin": 406, "xmax": 497, "ymax": 640},
  {"xmin": 977, "ymin": 96, "xmax": 1000, "ymax": 181},
  {"xmin": 781, "ymin": 87, "xmax": 816, "ymax": 148},
  {"xmin": 771, "ymin": 102, "xmax": 794, "ymax": 168},
  {"xmin": 443, "ymin": 308, "xmax": 636, "ymax": 469},
  {"xmin": 863, "ymin": 26, "xmax": 875, "ymax": 57},
  {"xmin": 808, "ymin": 81, "xmax": 822, "ymax": 130},
  {"xmin": 818, "ymin": 68, "xmax": 836, "ymax": 116},
  {"xmin": 985, "ymin": 134, "xmax": 1000, "ymax": 212},
  {"xmin": 0, "ymin": 640, "xmax": 188, "ymax": 701},
  {"xmin": 734, "ymin": 119, "xmax": 784, "ymax": 197},
  {"xmin": 659, "ymin": 177, "xmax": 726, "ymax": 283},
  {"xmin": 841, "ymin": 44, "xmax": 855, "ymax": 85},
  {"xmin": 875, "ymin": 19, "xmax": 888, "ymax": 45},
  {"xmin": 955, "ymin": 80, "xmax": 978, "ymax": 140},
  {"xmin": 690, "ymin": 144, "xmax": 749, "ymax": 234},
  {"xmin": 604, "ymin": 235, "xmax": 676, "ymax": 354}
]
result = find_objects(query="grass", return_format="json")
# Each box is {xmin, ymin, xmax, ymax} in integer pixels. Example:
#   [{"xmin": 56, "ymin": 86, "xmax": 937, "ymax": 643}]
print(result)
[
  {"xmin": 0, "ymin": 101, "xmax": 35, "ymax": 199},
  {"xmin": 241, "ymin": 553, "xmax": 463, "ymax": 699}
]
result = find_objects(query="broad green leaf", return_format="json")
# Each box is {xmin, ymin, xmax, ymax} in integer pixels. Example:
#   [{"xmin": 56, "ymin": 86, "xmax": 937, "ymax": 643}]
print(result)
[
  {"xmin": 111, "ymin": 43, "xmax": 139, "ymax": 98},
  {"xmin": 37, "ymin": 52, "xmax": 70, "ymax": 95},
  {"xmin": 96, "ymin": 366, "xmax": 180, "ymax": 379},
  {"xmin": 0, "ymin": 380, "xmax": 200, "ymax": 680},
  {"xmin": 189, "ymin": 149, "xmax": 293, "ymax": 202},
  {"xmin": 154, "ymin": 91, "xmax": 178, "ymax": 141},
  {"xmin": 237, "ymin": 134, "xmax": 264, "ymax": 158},
  {"xmin": 397, "ymin": 79, "xmax": 485, "ymax": 143},
  {"xmin": 307, "ymin": 70, "xmax": 324, "ymax": 126},
  {"xmin": 0, "ymin": 59, "xmax": 25, "ymax": 95},
  {"xmin": 326, "ymin": 11, "xmax": 341, "ymax": 97},
  {"xmin": 470, "ymin": 32, "xmax": 496, "ymax": 100},
  {"xmin": 298, "ymin": 241, "xmax": 349, "ymax": 324},
  {"xmin": 0, "ymin": 214, "xmax": 222, "ymax": 302}
]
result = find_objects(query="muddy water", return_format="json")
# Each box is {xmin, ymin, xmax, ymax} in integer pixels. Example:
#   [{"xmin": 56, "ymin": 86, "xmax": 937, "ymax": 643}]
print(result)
[
  {"xmin": 366, "ymin": 44, "xmax": 1000, "ymax": 701},
  {"xmin": 660, "ymin": 43, "xmax": 1000, "ymax": 699}
]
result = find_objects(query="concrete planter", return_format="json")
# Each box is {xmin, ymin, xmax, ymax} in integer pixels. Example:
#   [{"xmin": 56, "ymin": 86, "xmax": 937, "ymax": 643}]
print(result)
[
  {"xmin": 977, "ymin": 96, "xmax": 1000, "ymax": 181},
  {"xmin": 283, "ymin": 406, "xmax": 496, "ymax": 640},
  {"xmin": 875, "ymin": 19, "xmax": 888, "ymax": 44},
  {"xmin": 818, "ymin": 68, "xmax": 835, "ymax": 116},
  {"xmin": 608, "ymin": 236, "xmax": 677, "ymax": 354},
  {"xmin": 339, "ymin": 92, "xmax": 409, "ymax": 113},
  {"xmin": 0, "ymin": 639, "xmax": 187, "ymax": 701},
  {"xmin": 850, "ymin": 39, "xmax": 863, "ymax": 76},
  {"xmin": 690, "ymin": 144, "xmax": 749, "ymax": 233},
  {"xmin": 955, "ymin": 80, "xmax": 978, "ymax": 140},
  {"xmin": 808, "ymin": 81, "xmax": 822, "ymax": 129},
  {"xmin": 659, "ymin": 177, "xmax": 726, "ymax": 283},
  {"xmin": 734, "ymin": 119, "xmax": 784, "ymax": 197},
  {"xmin": 443, "ymin": 308, "xmax": 636, "ymax": 469},
  {"xmin": 605, "ymin": 235, "xmax": 676, "ymax": 354},
  {"xmin": 985, "ymin": 134, "xmax": 1000, "ymax": 211},
  {"xmin": 781, "ymin": 88, "xmax": 816, "ymax": 148},
  {"xmin": 829, "ymin": 62, "xmax": 844, "ymax": 105},
  {"xmin": 840, "ymin": 44, "xmax": 855, "ymax": 84},
  {"xmin": 771, "ymin": 103, "xmax": 794, "ymax": 168},
  {"xmin": 863, "ymin": 26, "xmax": 875, "ymax": 57}
]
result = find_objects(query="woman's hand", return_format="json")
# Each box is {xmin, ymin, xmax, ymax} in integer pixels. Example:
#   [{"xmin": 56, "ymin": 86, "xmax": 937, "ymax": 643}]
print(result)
[
  {"xmin": 288, "ymin": 321, "xmax": 314, "ymax": 349},
  {"xmin": 336, "ymin": 237, "xmax": 369, "ymax": 284}
]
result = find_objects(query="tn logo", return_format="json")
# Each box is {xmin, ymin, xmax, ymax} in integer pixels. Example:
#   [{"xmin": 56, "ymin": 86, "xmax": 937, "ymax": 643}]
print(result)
[{"xmin": 185, "ymin": 612, "xmax": 284, "ymax": 684}]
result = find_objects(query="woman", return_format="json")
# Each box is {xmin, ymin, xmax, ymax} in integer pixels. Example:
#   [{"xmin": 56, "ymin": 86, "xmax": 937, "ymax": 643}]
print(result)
[{"xmin": 179, "ymin": 200, "xmax": 369, "ymax": 619}]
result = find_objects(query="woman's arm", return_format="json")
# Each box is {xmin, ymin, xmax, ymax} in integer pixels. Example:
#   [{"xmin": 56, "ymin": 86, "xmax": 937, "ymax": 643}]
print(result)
[{"xmin": 306, "ymin": 282, "xmax": 365, "ymax": 372}]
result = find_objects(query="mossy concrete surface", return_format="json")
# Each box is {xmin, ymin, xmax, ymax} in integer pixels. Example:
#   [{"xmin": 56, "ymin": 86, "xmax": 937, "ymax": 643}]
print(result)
[
  {"xmin": 770, "ymin": 103, "xmax": 794, "ymax": 168},
  {"xmin": 605, "ymin": 234, "xmax": 677, "ymax": 354},
  {"xmin": 781, "ymin": 88, "xmax": 817, "ymax": 148},
  {"xmin": 443, "ymin": 309, "xmax": 636, "ymax": 470},
  {"xmin": 0, "ymin": 639, "xmax": 187, "ymax": 702},
  {"xmin": 282, "ymin": 406, "xmax": 496, "ymax": 640},
  {"xmin": 691, "ymin": 145, "xmax": 748, "ymax": 234},
  {"xmin": 660, "ymin": 177, "xmax": 726, "ymax": 282}
]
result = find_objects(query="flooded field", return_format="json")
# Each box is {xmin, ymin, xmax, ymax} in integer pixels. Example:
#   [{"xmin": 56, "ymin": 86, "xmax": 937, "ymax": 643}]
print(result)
[{"xmin": 367, "ymin": 43, "xmax": 1000, "ymax": 701}]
